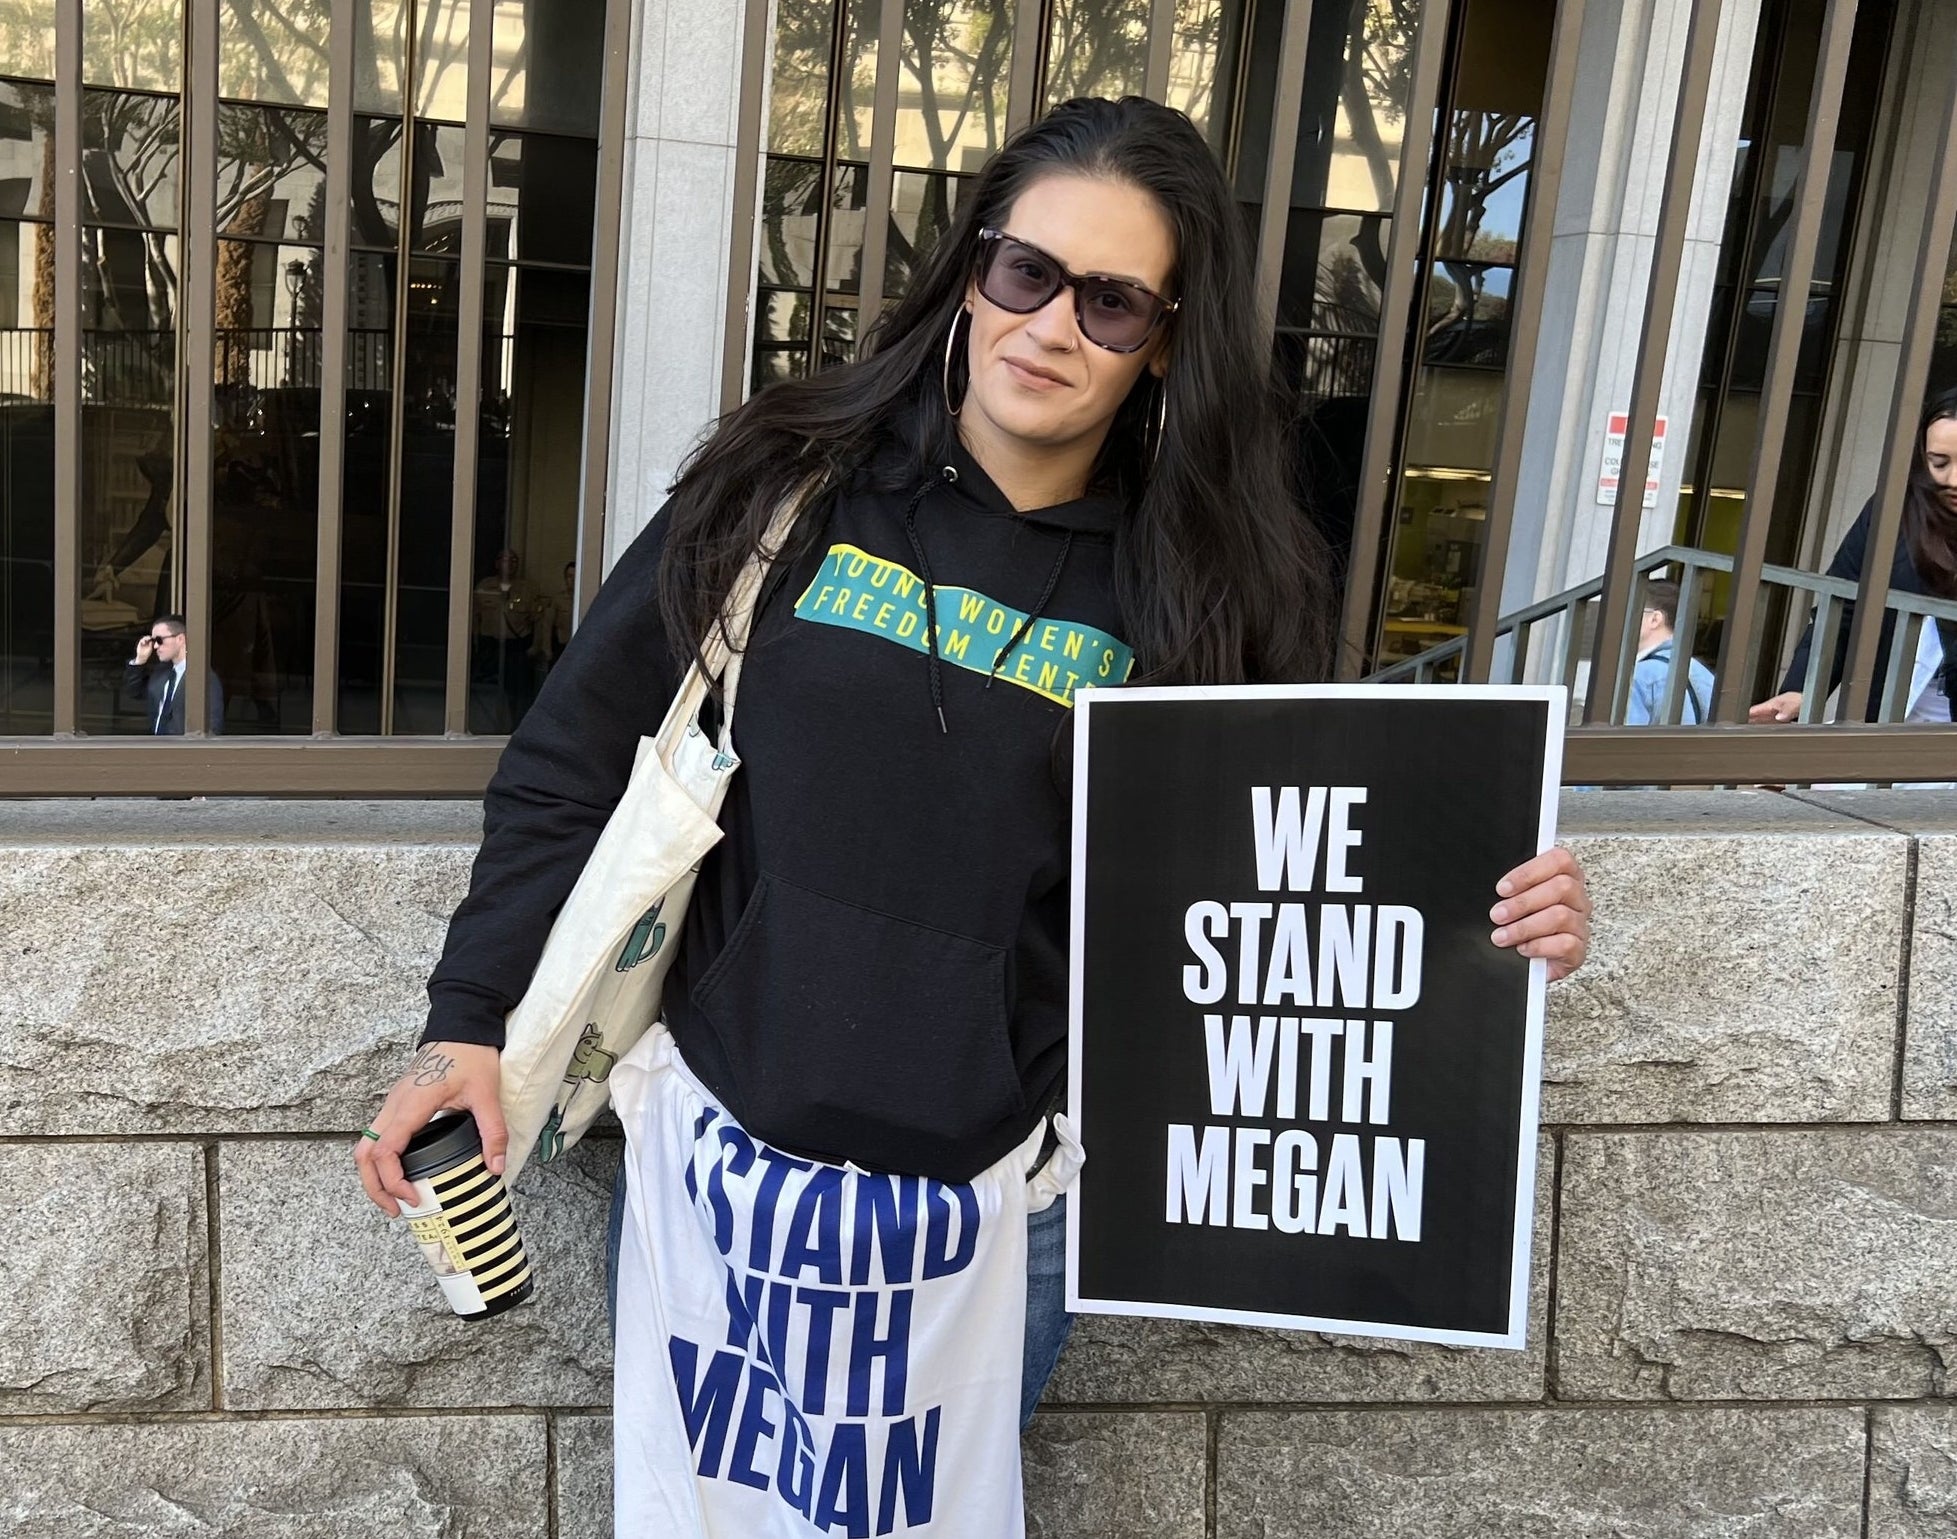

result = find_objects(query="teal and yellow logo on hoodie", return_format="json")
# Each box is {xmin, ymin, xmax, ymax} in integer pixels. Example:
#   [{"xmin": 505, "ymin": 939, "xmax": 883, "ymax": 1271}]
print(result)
[{"xmin": 793, "ymin": 543, "xmax": 1133, "ymax": 707}]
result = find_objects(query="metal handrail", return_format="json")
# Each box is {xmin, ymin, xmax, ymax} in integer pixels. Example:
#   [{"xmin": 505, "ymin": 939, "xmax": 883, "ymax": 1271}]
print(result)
[{"xmin": 1370, "ymin": 543, "xmax": 1957, "ymax": 726}]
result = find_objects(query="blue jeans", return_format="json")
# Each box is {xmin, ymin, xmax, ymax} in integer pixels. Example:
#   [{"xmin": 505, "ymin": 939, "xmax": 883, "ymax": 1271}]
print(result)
[
  {"xmin": 1020, "ymin": 1194, "xmax": 1073, "ymax": 1426},
  {"xmin": 605, "ymin": 1167, "xmax": 1074, "ymax": 1432}
]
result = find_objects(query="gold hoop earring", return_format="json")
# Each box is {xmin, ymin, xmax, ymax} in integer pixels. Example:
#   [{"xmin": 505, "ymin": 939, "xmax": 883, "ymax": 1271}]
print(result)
[{"xmin": 942, "ymin": 308, "xmax": 970, "ymax": 417}]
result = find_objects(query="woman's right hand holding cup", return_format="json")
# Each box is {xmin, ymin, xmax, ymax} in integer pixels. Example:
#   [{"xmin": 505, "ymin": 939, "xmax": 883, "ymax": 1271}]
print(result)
[{"xmin": 355, "ymin": 1042, "xmax": 507, "ymax": 1217}]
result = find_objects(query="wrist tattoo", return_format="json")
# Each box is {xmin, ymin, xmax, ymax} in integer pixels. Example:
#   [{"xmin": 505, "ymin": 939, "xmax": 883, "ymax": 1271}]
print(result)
[{"xmin": 409, "ymin": 1047, "xmax": 456, "ymax": 1088}]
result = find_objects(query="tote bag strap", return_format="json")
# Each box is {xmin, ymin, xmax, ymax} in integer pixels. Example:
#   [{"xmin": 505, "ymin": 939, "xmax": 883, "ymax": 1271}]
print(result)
[{"xmin": 707, "ymin": 474, "xmax": 824, "ymax": 739}]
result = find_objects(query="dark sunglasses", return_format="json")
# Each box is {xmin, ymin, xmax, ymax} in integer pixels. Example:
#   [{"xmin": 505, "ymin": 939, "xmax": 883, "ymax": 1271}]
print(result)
[
  {"xmin": 974, "ymin": 228, "xmax": 1177, "ymax": 353},
  {"xmin": 146, "ymin": 633, "xmax": 174, "ymax": 644}
]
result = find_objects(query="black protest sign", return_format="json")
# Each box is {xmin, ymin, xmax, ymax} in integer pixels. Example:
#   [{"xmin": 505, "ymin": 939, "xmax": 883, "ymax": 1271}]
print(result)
[{"xmin": 1065, "ymin": 685, "xmax": 1563, "ymax": 1347}]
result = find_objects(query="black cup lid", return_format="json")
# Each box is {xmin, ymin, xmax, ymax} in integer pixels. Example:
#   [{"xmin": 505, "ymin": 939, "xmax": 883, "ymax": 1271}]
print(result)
[{"xmin": 399, "ymin": 1112, "xmax": 484, "ymax": 1181}]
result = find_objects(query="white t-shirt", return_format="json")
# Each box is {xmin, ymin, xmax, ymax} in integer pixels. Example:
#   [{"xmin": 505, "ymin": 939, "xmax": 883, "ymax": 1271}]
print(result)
[
  {"xmin": 609, "ymin": 1029, "xmax": 1055, "ymax": 1538},
  {"xmin": 1905, "ymin": 622, "xmax": 1951, "ymax": 723},
  {"xmin": 155, "ymin": 659, "xmax": 187, "ymax": 730}
]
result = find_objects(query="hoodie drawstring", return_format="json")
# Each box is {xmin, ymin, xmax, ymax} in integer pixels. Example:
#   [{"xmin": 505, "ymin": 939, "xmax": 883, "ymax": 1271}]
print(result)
[
  {"xmin": 901, "ymin": 467, "xmax": 958, "ymax": 734},
  {"xmin": 902, "ymin": 465, "xmax": 1081, "ymax": 732},
  {"xmin": 985, "ymin": 531, "xmax": 1073, "ymax": 691}
]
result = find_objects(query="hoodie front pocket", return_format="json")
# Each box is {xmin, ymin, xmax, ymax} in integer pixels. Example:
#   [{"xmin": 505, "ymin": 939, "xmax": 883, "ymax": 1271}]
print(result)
[{"xmin": 691, "ymin": 872, "xmax": 1023, "ymax": 1167}]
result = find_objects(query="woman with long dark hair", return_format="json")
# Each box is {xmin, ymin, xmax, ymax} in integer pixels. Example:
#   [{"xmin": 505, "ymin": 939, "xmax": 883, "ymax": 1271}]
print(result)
[
  {"xmin": 356, "ymin": 97, "xmax": 1592, "ymax": 1529},
  {"xmin": 1752, "ymin": 386, "xmax": 1957, "ymax": 723}
]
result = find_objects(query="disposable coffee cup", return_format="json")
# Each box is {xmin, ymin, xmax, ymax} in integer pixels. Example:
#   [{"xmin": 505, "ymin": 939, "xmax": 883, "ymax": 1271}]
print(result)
[{"xmin": 396, "ymin": 1112, "xmax": 535, "ymax": 1320}]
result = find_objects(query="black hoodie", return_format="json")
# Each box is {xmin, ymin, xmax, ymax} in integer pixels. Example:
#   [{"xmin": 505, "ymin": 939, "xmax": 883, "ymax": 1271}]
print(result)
[{"xmin": 425, "ymin": 431, "xmax": 1134, "ymax": 1182}]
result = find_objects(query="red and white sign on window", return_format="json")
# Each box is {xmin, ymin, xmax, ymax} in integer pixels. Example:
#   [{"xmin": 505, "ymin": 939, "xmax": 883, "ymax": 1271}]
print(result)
[{"xmin": 1596, "ymin": 413, "xmax": 1668, "ymax": 509}]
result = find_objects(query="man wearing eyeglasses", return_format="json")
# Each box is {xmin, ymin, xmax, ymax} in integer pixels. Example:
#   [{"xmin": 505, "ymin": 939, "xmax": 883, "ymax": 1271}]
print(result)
[{"xmin": 123, "ymin": 616, "xmax": 226, "ymax": 735}]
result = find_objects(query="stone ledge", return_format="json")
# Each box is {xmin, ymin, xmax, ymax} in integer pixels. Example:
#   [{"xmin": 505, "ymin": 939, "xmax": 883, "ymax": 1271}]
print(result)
[
  {"xmin": 1904, "ymin": 836, "xmax": 1957, "ymax": 1120},
  {"xmin": 0, "ymin": 1414, "xmax": 547, "ymax": 1538},
  {"xmin": 0, "ymin": 1142, "xmax": 209, "ymax": 1413},
  {"xmin": 1214, "ymin": 1407, "xmax": 1866, "ymax": 1538},
  {"xmin": 1759, "ymin": 791, "xmax": 1957, "ymax": 1121},
  {"xmin": 1023, "ymin": 1411, "xmax": 1207, "ymax": 1539},
  {"xmin": 1556, "ymin": 1128, "xmax": 1957, "ymax": 1400},
  {"xmin": 548, "ymin": 1409, "xmax": 1211, "ymax": 1538},
  {"xmin": 2, "ymin": 793, "xmax": 1932, "ymax": 1137},
  {"xmin": 0, "ymin": 799, "xmax": 485, "ymax": 845},
  {"xmin": 1546, "ymin": 824, "xmax": 1905, "ymax": 1123},
  {"xmin": 1558, "ymin": 787, "xmax": 1893, "ymax": 835},
  {"xmin": 1872, "ymin": 1404, "xmax": 1957, "ymax": 1538},
  {"xmin": 555, "ymin": 1413, "xmax": 613, "ymax": 1539},
  {"xmin": 0, "ymin": 842, "xmax": 472, "ymax": 1136},
  {"xmin": 1787, "ymin": 790, "xmax": 1957, "ymax": 837},
  {"xmin": 219, "ymin": 1137, "xmax": 616, "ymax": 1410}
]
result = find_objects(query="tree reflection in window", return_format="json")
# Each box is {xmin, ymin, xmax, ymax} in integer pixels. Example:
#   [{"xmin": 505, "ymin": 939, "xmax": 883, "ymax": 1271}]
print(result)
[{"xmin": 1044, "ymin": 0, "xmax": 1149, "ymax": 107}]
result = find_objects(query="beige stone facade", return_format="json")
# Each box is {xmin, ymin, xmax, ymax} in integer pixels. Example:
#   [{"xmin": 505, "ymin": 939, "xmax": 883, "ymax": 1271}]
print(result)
[{"xmin": 2, "ymin": 789, "xmax": 1954, "ymax": 1534}]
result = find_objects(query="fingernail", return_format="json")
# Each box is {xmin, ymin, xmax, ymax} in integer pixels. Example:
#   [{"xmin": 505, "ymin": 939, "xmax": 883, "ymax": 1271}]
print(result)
[
  {"xmin": 1491, "ymin": 903, "xmax": 1511, "ymax": 923},
  {"xmin": 489, "ymin": 1155, "xmax": 505, "ymax": 1175},
  {"xmin": 1497, "ymin": 879, "xmax": 1515, "ymax": 896},
  {"xmin": 1492, "ymin": 927, "xmax": 1510, "ymax": 945}
]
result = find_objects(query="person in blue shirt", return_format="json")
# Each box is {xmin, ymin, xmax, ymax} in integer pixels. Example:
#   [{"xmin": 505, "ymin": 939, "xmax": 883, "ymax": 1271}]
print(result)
[{"xmin": 1626, "ymin": 579, "xmax": 1714, "ymax": 724}]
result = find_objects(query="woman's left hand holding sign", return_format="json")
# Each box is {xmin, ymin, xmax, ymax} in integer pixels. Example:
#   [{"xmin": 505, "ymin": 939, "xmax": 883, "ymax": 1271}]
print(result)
[{"xmin": 1490, "ymin": 847, "xmax": 1591, "ymax": 981}]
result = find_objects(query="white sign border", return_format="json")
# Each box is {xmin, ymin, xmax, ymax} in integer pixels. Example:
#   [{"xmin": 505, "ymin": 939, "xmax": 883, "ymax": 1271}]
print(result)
[{"xmin": 1064, "ymin": 682, "xmax": 1567, "ymax": 1352}]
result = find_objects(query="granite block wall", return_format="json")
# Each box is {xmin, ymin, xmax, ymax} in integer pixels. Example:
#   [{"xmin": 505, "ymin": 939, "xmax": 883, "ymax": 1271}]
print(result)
[{"xmin": 1, "ymin": 789, "xmax": 1952, "ymax": 1536}]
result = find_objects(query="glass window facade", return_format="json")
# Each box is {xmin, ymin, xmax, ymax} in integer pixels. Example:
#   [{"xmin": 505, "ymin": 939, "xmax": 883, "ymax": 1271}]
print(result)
[
  {"xmin": 0, "ymin": 65, "xmax": 51, "ymax": 733},
  {"xmin": 731, "ymin": 0, "xmax": 1925, "ymax": 710},
  {"xmin": 751, "ymin": 0, "xmax": 1018, "ymax": 385},
  {"xmin": 739, "ymin": 0, "xmax": 1471, "ymax": 670},
  {"xmin": 1670, "ymin": 0, "xmax": 1893, "ymax": 703},
  {"xmin": 1043, "ymin": 0, "xmax": 1151, "ymax": 107},
  {"xmin": 1372, "ymin": 0, "xmax": 1553, "ymax": 673},
  {"xmin": 79, "ymin": 70, "xmax": 183, "ymax": 733},
  {"xmin": 2, "ymin": 0, "xmax": 613, "ymax": 740}
]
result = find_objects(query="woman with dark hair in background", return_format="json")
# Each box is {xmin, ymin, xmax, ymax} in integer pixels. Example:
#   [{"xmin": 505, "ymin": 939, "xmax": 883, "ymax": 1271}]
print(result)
[
  {"xmin": 1752, "ymin": 386, "xmax": 1957, "ymax": 724},
  {"xmin": 356, "ymin": 97, "xmax": 1592, "ymax": 1528}
]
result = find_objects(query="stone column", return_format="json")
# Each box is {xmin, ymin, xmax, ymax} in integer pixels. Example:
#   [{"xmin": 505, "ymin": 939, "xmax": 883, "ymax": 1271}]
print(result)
[
  {"xmin": 602, "ymin": 0, "xmax": 764, "ymax": 568},
  {"xmin": 1500, "ymin": 0, "xmax": 1764, "ymax": 632}
]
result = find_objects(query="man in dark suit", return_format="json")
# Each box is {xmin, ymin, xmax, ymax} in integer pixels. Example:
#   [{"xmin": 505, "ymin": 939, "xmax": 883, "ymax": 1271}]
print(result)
[{"xmin": 123, "ymin": 615, "xmax": 226, "ymax": 735}]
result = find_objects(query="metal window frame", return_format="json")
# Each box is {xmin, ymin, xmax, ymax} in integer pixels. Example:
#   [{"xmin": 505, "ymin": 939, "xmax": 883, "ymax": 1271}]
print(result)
[
  {"xmin": 0, "ymin": 738, "xmax": 506, "ymax": 797},
  {"xmin": 1565, "ymin": 722, "xmax": 1957, "ymax": 784},
  {"xmin": 722, "ymin": 0, "xmax": 777, "ymax": 410},
  {"xmin": 1251, "ymin": 0, "xmax": 1314, "ymax": 338},
  {"xmin": 377, "ymin": 15, "xmax": 425, "ymax": 734},
  {"xmin": 182, "ymin": 0, "xmax": 220, "ymax": 738},
  {"xmin": 1005, "ymin": 0, "xmax": 1044, "ymax": 133},
  {"xmin": 18, "ymin": 0, "xmax": 1957, "ymax": 798},
  {"xmin": 1671, "ymin": 0, "xmax": 1788, "ymax": 561},
  {"xmin": 313, "ymin": 2, "xmax": 358, "ymax": 733},
  {"xmin": 52, "ymin": 0, "xmax": 80, "ymax": 735},
  {"xmin": 1461, "ymin": 0, "xmax": 1587, "ymax": 682},
  {"xmin": 0, "ymin": 0, "xmax": 636, "ymax": 794},
  {"xmin": 578, "ymin": 0, "xmax": 638, "ymax": 622},
  {"xmin": 734, "ymin": 0, "xmax": 1211, "ymax": 407},
  {"xmin": 4, "ymin": 719, "xmax": 1955, "ymax": 797},
  {"xmin": 1144, "ymin": 0, "xmax": 1177, "ymax": 101},
  {"xmin": 1583, "ymin": 0, "xmax": 1725, "ymax": 722},
  {"xmin": 443, "ymin": 0, "xmax": 494, "ymax": 736},
  {"xmin": 854, "ymin": 0, "xmax": 906, "ymax": 329},
  {"xmin": 1332, "ymin": 0, "xmax": 1454, "ymax": 679},
  {"xmin": 1711, "ymin": 0, "xmax": 1861, "ymax": 721},
  {"xmin": 1835, "ymin": 36, "xmax": 1957, "ymax": 721}
]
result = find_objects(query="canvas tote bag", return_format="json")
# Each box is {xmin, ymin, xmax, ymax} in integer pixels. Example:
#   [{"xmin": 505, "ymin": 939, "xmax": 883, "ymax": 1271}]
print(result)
[{"xmin": 496, "ymin": 486, "xmax": 816, "ymax": 1188}]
